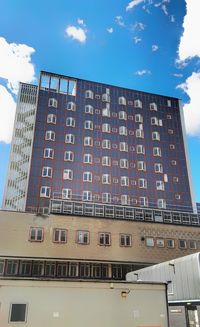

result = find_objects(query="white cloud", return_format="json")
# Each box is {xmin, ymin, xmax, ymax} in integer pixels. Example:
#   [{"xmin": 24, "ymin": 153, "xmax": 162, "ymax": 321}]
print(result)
[
  {"xmin": 133, "ymin": 22, "xmax": 145, "ymax": 31},
  {"xmin": 0, "ymin": 37, "xmax": 35, "ymax": 94},
  {"xmin": 135, "ymin": 69, "xmax": 151, "ymax": 76},
  {"xmin": 170, "ymin": 15, "xmax": 175, "ymax": 22},
  {"xmin": 107, "ymin": 27, "xmax": 113, "ymax": 33},
  {"xmin": 161, "ymin": 4, "xmax": 168, "ymax": 15},
  {"xmin": 0, "ymin": 85, "xmax": 16, "ymax": 143},
  {"xmin": 152, "ymin": 44, "xmax": 159, "ymax": 52},
  {"xmin": 133, "ymin": 36, "xmax": 142, "ymax": 44},
  {"xmin": 77, "ymin": 18, "xmax": 85, "ymax": 26},
  {"xmin": 115, "ymin": 16, "xmax": 125, "ymax": 27},
  {"xmin": 173, "ymin": 73, "xmax": 183, "ymax": 78},
  {"xmin": 178, "ymin": 0, "xmax": 200, "ymax": 62},
  {"xmin": 177, "ymin": 72, "xmax": 200, "ymax": 137},
  {"xmin": 65, "ymin": 25, "xmax": 87, "ymax": 43},
  {"xmin": 126, "ymin": 0, "xmax": 144, "ymax": 11}
]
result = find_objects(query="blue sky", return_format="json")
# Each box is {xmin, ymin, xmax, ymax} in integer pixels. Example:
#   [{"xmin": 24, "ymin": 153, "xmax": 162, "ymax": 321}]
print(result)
[{"xmin": 0, "ymin": 0, "xmax": 200, "ymax": 206}]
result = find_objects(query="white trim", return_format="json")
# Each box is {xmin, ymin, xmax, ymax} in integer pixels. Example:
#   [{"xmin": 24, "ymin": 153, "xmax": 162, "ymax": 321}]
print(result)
[{"xmin": 179, "ymin": 100, "xmax": 197, "ymax": 213}]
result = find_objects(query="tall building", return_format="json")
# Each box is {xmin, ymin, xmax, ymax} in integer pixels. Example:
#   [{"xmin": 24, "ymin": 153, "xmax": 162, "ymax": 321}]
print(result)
[{"xmin": 3, "ymin": 71, "xmax": 197, "ymax": 221}]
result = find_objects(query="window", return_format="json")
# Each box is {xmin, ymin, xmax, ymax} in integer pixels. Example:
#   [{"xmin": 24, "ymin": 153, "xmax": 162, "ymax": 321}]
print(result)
[
  {"xmin": 167, "ymin": 99, "xmax": 171, "ymax": 107},
  {"xmin": 67, "ymin": 101, "xmax": 76, "ymax": 111},
  {"xmin": 42, "ymin": 166, "xmax": 52, "ymax": 178},
  {"xmin": 48, "ymin": 98, "xmax": 57, "ymax": 108},
  {"xmin": 83, "ymin": 153, "xmax": 93, "ymax": 164},
  {"xmin": 137, "ymin": 161, "xmax": 146, "ymax": 171},
  {"xmin": 45, "ymin": 130, "xmax": 55, "ymax": 141},
  {"xmin": 84, "ymin": 136, "xmax": 93, "ymax": 147},
  {"xmin": 152, "ymin": 131, "xmax": 160, "ymax": 141},
  {"xmin": 154, "ymin": 163, "xmax": 163, "ymax": 173},
  {"xmin": 64, "ymin": 151, "xmax": 74, "ymax": 161},
  {"xmin": 120, "ymin": 159, "xmax": 129, "ymax": 169},
  {"xmin": 121, "ymin": 194, "xmax": 130, "ymax": 205},
  {"xmin": 65, "ymin": 134, "xmax": 75, "ymax": 144},
  {"xmin": 146, "ymin": 237, "xmax": 154, "ymax": 247},
  {"xmin": 138, "ymin": 178, "xmax": 147, "ymax": 188},
  {"xmin": 151, "ymin": 117, "xmax": 158, "ymax": 125},
  {"xmin": 156, "ymin": 180, "xmax": 165, "ymax": 191},
  {"xmin": 121, "ymin": 176, "xmax": 129, "ymax": 186},
  {"xmin": 120, "ymin": 234, "xmax": 131, "ymax": 247},
  {"xmin": 136, "ymin": 129, "xmax": 144, "ymax": 138},
  {"xmin": 120, "ymin": 142, "xmax": 128, "ymax": 152},
  {"xmin": 40, "ymin": 186, "xmax": 51, "ymax": 198},
  {"xmin": 85, "ymin": 105, "xmax": 93, "ymax": 114},
  {"xmin": 53, "ymin": 229, "xmax": 67, "ymax": 243},
  {"xmin": 102, "ymin": 174, "xmax": 111, "ymax": 184},
  {"xmin": 45, "ymin": 262, "xmax": 56, "ymax": 277},
  {"xmin": 66, "ymin": 117, "xmax": 75, "ymax": 127},
  {"xmin": 102, "ymin": 93, "xmax": 110, "ymax": 102},
  {"xmin": 171, "ymin": 160, "xmax": 177, "ymax": 165},
  {"xmin": 179, "ymin": 239, "xmax": 187, "ymax": 249},
  {"xmin": 102, "ymin": 156, "xmax": 111, "ymax": 166},
  {"xmin": 150, "ymin": 102, "xmax": 157, "ymax": 111},
  {"xmin": 85, "ymin": 90, "xmax": 93, "ymax": 99},
  {"xmin": 84, "ymin": 120, "xmax": 93, "ymax": 130},
  {"xmin": 156, "ymin": 238, "xmax": 164, "ymax": 247},
  {"xmin": 157, "ymin": 198, "xmax": 166, "ymax": 209},
  {"xmin": 99, "ymin": 232, "xmax": 111, "ymax": 246},
  {"xmin": 135, "ymin": 114, "xmax": 143, "ymax": 123},
  {"xmin": 82, "ymin": 190, "xmax": 92, "ymax": 201},
  {"xmin": 47, "ymin": 114, "xmax": 56, "ymax": 124},
  {"xmin": 153, "ymin": 147, "xmax": 161, "ymax": 157},
  {"xmin": 189, "ymin": 240, "xmax": 197, "ymax": 249},
  {"xmin": 118, "ymin": 96, "xmax": 126, "ymax": 105},
  {"xmin": 167, "ymin": 114, "xmax": 172, "ymax": 119},
  {"xmin": 29, "ymin": 227, "xmax": 43, "ymax": 241},
  {"xmin": 62, "ymin": 188, "xmax": 72, "ymax": 199},
  {"xmin": 44, "ymin": 148, "xmax": 54, "ymax": 159},
  {"xmin": 170, "ymin": 144, "xmax": 175, "ymax": 150},
  {"xmin": 102, "ymin": 107, "xmax": 110, "ymax": 117},
  {"xmin": 102, "ymin": 193, "xmax": 111, "ymax": 203},
  {"xmin": 9, "ymin": 304, "xmax": 27, "ymax": 323},
  {"xmin": 19, "ymin": 261, "xmax": 32, "ymax": 276},
  {"xmin": 119, "ymin": 111, "xmax": 127, "ymax": 120},
  {"xmin": 83, "ymin": 171, "xmax": 92, "ymax": 182},
  {"xmin": 102, "ymin": 123, "xmax": 111, "ymax": 133},
  {"xmin": 5, "ymin": 260, "xmax": 18, "ymax": 275},
  {"xmin": 119, "ymin": 126, "xmax": 127, "ymax": 136},
  {"xmin": 0, "ymin": 260, "xmax": 5, "ymax": 275},
  {"xmin": 63, "ymin": 169, "xmax": 73, "ymax": 180},
  {"xmin": 134, "ymin": 99, "xmax": 142, "ymax": 108},
  {"xmin": 139, "ymin": 197, "xmax": 148, "ymax": 207},
  {"xmin": 173, "ymin": 177, "xmax": 179, "ymax": 183},
  {"xmin": 175, "ymin": 194, "xmax": 181, "ymax": 200},
  {"xmin": 33, "ymin": 261, "xmax": 44, "ymax": 276},
  {"xmin": 166, "ymin": 239, "xmax": 175, "ymax": 248},
  {"xmin": 102, "ymin": 139, "xmax": 111, "ymax": 149},
  {"xmin": 137, "ymin": 144, "xmax": 145, "ymax": 154},
  {"xmin": 77, "ymin": 231, "xmax": 89, "ymax": 244},
  {"xmin": 168, "ymin": 129, "xmax": 174, "ymax": 135}
]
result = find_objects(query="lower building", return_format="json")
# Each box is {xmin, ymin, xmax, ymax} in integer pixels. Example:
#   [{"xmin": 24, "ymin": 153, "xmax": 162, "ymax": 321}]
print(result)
[{"xmin": 0, "ymin": 210, "xmax": 200, "ymax": 281}]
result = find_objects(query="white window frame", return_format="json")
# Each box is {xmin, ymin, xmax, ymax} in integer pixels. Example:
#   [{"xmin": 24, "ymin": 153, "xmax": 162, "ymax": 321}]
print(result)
[
  {"xmin": 102, "ymin": 193, "xmax": 111, "ymax": 203},
  {"xmin": 150, "ymin": 102, "xmax": 157, "ymax": 111},
  {"xmin": 135, "ymin": 114, "xmax": 143, "ymax": 123},
  {"xmin": 65, "ymin": 134, "xmax": 75, "ymax": 144},
  {"xmin": 157, "ymin": 198, "xmax": 166, "ymax": 209},
  {"xmin": 47, "ymin": 114, "xmax": 56, "ymax": 124},
  {"xmin": 152, "ymin": 131, "xmax": 160, "ymax": 141},
  {"xmin": 45, "ymin": 130, "xmax": 55, "ymax": 141},
  {"xmin": 102, "ymin": 139, "xmax": 111, "ymax": 149},
  {"xmin": 77, "ymin": 231, "xmax": 89, "ymax": 244},
  {"xmin": 99, "ymin": 232, "xmax": 111, "ymax": 246},
  {"xmin": 120, "ymin": 159, "xmax": 129, "ymax": 169},
  {"xmin": 119, "ymin": 111, "xmax": 127, "ymax": 120},
  {"xmin": 102, "ymin": 123, "xmax": 111, "ymax": 133},
  {"xmin": 83, "ymin": 171, "xmax": 92, "ymax": 182},
  {"xmin": 119, "ymin": 126, "xmax": 127, "ymax": 136},
  {"xmin": 137, "ymin": 161, "xmax": 146, "ymax": 171},
  {"xmin": 85, "ymin": 105, "xmax": 93, "ymax": 114},
  {"xmin": 84, "ymin": 120, "xmax": 93, "ymax": 130},
  {"xmin": 136, "ymin": 129, "xmax": 144, "ymax": 138},
  {"xmin": 102, "ymin": 174, "xmax": 111, "ymax": 184},
  {"xmin": 63, "ymin": 169, "xmax": 73, "ymax": 180},
  {"xmin": 53, "ymin": 229, "xmax": 67, "ymax": 243},
  {"xmin": 102, "ymin": 156, "xmax": 111, "ymax": 166},
  {"xmin": 151, "ymin": 117, "xmax": 158, "ymax": 125},
  {"xmin": 66, "ymin": 117, "xmax": 75, "ymax": 127},
  {"xmin": 156, "ymin": 180, "xmax": 165, "ymax": 191},
  {"xmin": 64, "ymin": 151, "xmax": 74, "ymax": 161},
  {"xmin": 146, "ymin": 237, "xmax": 154, "ymax": 247},
  {"xmin": 102, "ymin": 93, "xmax": 110, "ymax": 102},
  {"xmin": 48, "ymin": 98, "xmax": 57, "ymax": 108},
  {"xmin": 42, "ymin": 166, "xmax": 52, "ymax": 178},
  {"xmin": 153, "ymin": 147, "xmax": 161, "ymax": 157},
  {"xmin": 84, "ymin": 136, "xmax": 93, "ymax": 147},
  {"xmin": 44, "ymin": 148, "xmax": 54, "ymax": 159},
  {"xmin": 67, "ymin": 101, "xmax": 76, "ymax": 111},
  {"xmin": 121, "ymin": 194, "xmax": 130, "ymax": 205},
  {"xmin": 121, "ymin": 176, "xmax": 129, "ymax": 187},
  {"xmin": 136, "ymin": 145, "xmax": 145, "ymax": 154},
  {"xmin": 83, "ymin": 153, "xmax": 93, "ymax": 164},
  {"xmin": 134, "ymin": 99, "xmax": 142, "ymax": 108},
  {"xmin": 118, "ymin": 96, "xmax": 126, "ymax": 105},
  {"xmin": 62, "ymin": 188, "xmax": 72, "ymax": 199},
  {"xmin": 40, "ymin": 186, "xmax": 51, "ymax": 198},
  {"xmin": 85, "ymin": 90, "xmax": 93, "ymax": 99},
  {"xmin": 139, "ymin": 196, "xmax": 148, "ymax": 207},
  {"xmin": 120, "ymin": 142, "xmax": 128, "ymax": 152},
  {"xmin": 154, "ymin": 163, "xmax": 163, "ymax": 173},
  {"xmin": 120, "ymin": 234, "xmax": 132, "ymax": 247},
  {"xmin": 82, "ymin": 190, "xmax": 92, "ymax": 201},
  {"xmin": 138, "ymin": 178, "xmax": 147, "ymax": 189},
  {"xmin": 102, "ymin": 107, "xmax": 110, "ymax": 117}
]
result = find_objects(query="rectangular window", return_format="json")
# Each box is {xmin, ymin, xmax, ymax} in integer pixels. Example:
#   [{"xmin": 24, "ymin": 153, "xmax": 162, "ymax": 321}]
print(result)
[
  {"xmin": 102, "ymin": 193, "xmax": 111, "ymax": 203},
  {"xmin": 166, "ymin": 239, "xmax": 175, "ymax": 248},
  {"xmin": 154, "ymin": 163, "xmax": 163, "ymax": 173},
  {"xmin": 5, "ymin": 260, "xmax": 18, "ymax": 275},
  {"xmin": 102, "ymin": 123, "xmax": 111, "ymax": 133},
  {"xmin": 84, "ymin": 120, "xmax": 93, "ymax": 130},
  {"xmin": 102, "ymin": 174, "xmax": 111, "ymax": 184},
  {"xmin": 156, "ymin": 180, "xmax": 165, "ymax": 191},
  {"xmin": 150, "ymin": 102, "xmax": 157, "ymax": 111},
  {"xmin": 47, "ymin": 114, "xmax": 56, "ymax": 124},
  {"xmin": 102, "ymin": 139, "xmax": 111, "ymax": 149},
  {"xmin": 120, "ymin": 159, "xmax": 129, "ymax": 169},
  {"xmin": 136, "ymin": 144, "xmax": 145, "ymax": 154},
  {"xmin": 53, "ymin": 229, "xmax": 67, "ymax": 243},
  {"xmin": 120, "ymin": 142, "xmax": 128, "ymax": 152},
  {"xmin": 85, "ymin": 105, "xmax": 93, "ymax": 114},
  {"xmin": 19, "ymin": 261, "xmax": 32, "ymax": 276},
  {"xmin": 83, "ymin": 153, "xmax": 93, "ymax": 164},
  {"xmin": 65, "ymin": 134, "xmax": 75, "ymax": 144},
  {"xmin": 121, "ymin": 194, "xmax": 130, "ymax": 205},
  {"xmin": 40, "ymin": 186, "xmax": 51, "ymax": 198},
  {"xmin": 48, "ymin": 98, "xmax": 57, "ymax": 108},
  {"xmin": 64, "ymin": 151, "xmax": 74, "ymax": 161},
  {"xmin": 102, "ymin": 156, "xmax": 111, "ymax": 166},
  {"xmin": 146, "ymin": 237, "xmax": 154, "ymax": 247},
  {"xmin": 189, "ymin": 240, "xmax": 197, "ymax": 249},
  {"xmin": 45, "ymin": 262, "xmax": 56, "ymax": 277},
  {"xmin": 156, "ymin": 238, "xmax": 164, "ymax": 247},
  {"xmin": 153, "ymin": 147, "xmax": 161, "ymax": 157},
  {"xmin": 67, "ymin": 101, "xmax": 76, "ymax": 111},
  {"xmin": 45, "ymin": 130, "xmax": 55, "ymax": 141},
  {"xmin": 135, "ymin": 114, "xmax": 143, "ymax": 123},
  {"xmin": 0, "ymin": 259, "xmax": 5, "ymax": 275},
  {"xmin": 77, "ymin": 231, "xmax": 89, "ymax": 244},
  {"xmin": 44, "ymin": 148, "xmax": 54, "ymax": 159},
  {"xmin": 138, "ymin": 178, "xmax": 147, "ymax": 189},
  {"xmin": 84, "ymin": 136, "xmax": 93, "ymax": 147},
  {"xmin": 119, "ymin": 126, "xmax": 128, "ymax": 136},
  {"xmin": 152, "ymin": 131, "xmax": 160, "ymax": 141},
  {"xmin": 120, "ymin": 234, "xmax": 132, "ymax": 247},
  {"xmin": 9, "ymin": 304, "xmax": 27, "ymax": 323},
  {"xmin": 42, "ymin": 166, "xmax": 52, "ymax": 178},
  {"xmin": 29, "ymin": 227, "xmax": 43, "ymax": 242},
  {"xmin": 119, "ymin": 111, "xmax": 127, "ymax": 120},
  {"xmin": 66, "ymin": 117, "xmax": 75, "ymax": 127},
  {"xmin": 62, "ymin": 188, "xmax": 72, "ymax": 199},
  {"xmin": 136, "ymin": 129, "xmax": 144, "ymax": 138},
  {"xmin": 179, "ymin": 239, "xmax": 187, "ymax": 249},
  {"xmin": 121, "ymin": 176, "xmax": 129, "ymax": 186},
  {"xmin": 83, "ymin": 171, "xmax": 92, "ymax": 182},
  {"xmin": 82, "ymin": 191, "xmax": 92, "ymax": 201},
  {"xmin": 99, "ymin": 232, "xmax": 111, "ymax": 246},
  {"xmin": 137, "ymin": 161, "xmax": 146, "ymax": 171},
  {"xmin": 135, "ymin": 99, "xmax": 142, "ymax": 108}
]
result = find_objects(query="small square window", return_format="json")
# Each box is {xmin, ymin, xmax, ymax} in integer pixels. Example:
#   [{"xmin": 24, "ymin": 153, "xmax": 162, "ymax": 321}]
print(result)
[
  {"xmin": 29, "ymin": 227, "xmax": 44, "ymax": 242},
  {"xmin": 146, "ymin": 237, "xmax": 154, "ymax": 247},
  {"xmin": 179, "ymin": 239, "xmax": 187, "ymax": 249},
  {"xmin": 77, "ymin": 231, "xmax": 89, "ymax": 244},
  {"xmin": 189, "ymin": 240, "xmax": 197, "ymax": 249},
  {"xmin": 166, "ymin": 239, "xmax": 175, "ymax": 248},
  {"xmin": 99, "ymin": 232, "xmax": 111, "ymax": 246},
  {"xmin": 156, "ymin": 238, "xmax": 164, "ymax": 247},
  {"xmin": 53, "ymin": 229, "xmax": 67, "ymax": 243},
  {"xmin": 120, "ymin": 234, "xmax": 132, "ymax": 247},
  {"xmin": 9, "ymin": 303, "xmax": 27, "ymax": 322}
]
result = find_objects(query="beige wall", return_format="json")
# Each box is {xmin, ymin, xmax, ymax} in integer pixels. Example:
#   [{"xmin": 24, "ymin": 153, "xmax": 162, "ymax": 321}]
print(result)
[
  {"xmin": 0, "ymin": 279, "xmax": 168, "ymax": 327},
  {"xmin": 0, "ymin": 210, "xmax": 200, "ymax": 264}
]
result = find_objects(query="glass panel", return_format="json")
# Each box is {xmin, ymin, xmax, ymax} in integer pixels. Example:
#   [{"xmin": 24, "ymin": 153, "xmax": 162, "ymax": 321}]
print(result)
[
  {"xmin": 154, "ymin": 210, "xmax": 163, "ymax": 222},
  {"xmin": 40, "ymin": 75, "xmax": 50, "ymax": 89},
  {"xmin": 68, "ymin": 80, "xmax": 76, "ymax": 95},
  {"xmin": 84, "ymin": 203, "xmax": 94, "ymax": 216},
  {"xmin": 135, "ymin": 209, "xmax": 144, "ymax": 220},
  {"xmin": 105, "ymin": 206, "xmax": 114, "ymax": 217},
  {"xmin": 144, "ymin": 210, "xmax": 153, "ymax": 221},
  {"xmin": 74, "ymin": 203, "xmax": 83, "ymax": 215},
  {"xmin": 94, "ymin": 205, "xmax": 104, "ymax": 217},
  {"xmin": 50, "ymin": 77, "xmax": 59, "ymax": 91},
  {"xmin": 125, "ymin": 207, "xmax": 134, "ymax": 219},
  {"xmin": 63, "ymin": 202, "xmax": 73, "ymax": 214},
  {"xmin": 51, "ymin": 200, "xmax": 62, "ymax": 213},
  {"xmin": 115, "ymin": 206, "xmax": 124, "ymax": 219},
  {"xmin": 59, "ymin": 79, "xmax": 68, "ymax": 93}
]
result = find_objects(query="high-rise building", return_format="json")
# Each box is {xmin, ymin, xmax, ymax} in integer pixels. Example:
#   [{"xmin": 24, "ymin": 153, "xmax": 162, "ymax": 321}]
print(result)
[{"xmin": 3, "ymin": 71, "xmax": 197, "ymax": 222}]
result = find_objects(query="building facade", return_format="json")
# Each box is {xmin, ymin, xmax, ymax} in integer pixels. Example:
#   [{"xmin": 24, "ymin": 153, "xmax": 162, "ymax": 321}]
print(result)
[{"xmin": 2, "ymin": 71, "xmax": 196, "ymax": 215}]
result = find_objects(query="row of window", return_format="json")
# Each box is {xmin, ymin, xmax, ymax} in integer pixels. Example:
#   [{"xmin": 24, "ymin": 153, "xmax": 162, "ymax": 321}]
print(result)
[
  {"xmin": 49, "ymin": 96, "xmax": 172, "ymax": 110},
  {"xmin": 45, "ymin": 129, "xmax": 164, "ymax": 142},
  {"xmin": 145, "ymin": 237, "xmax": 198, "ymax": 250},
  {"xmin": 29, "ymin": 227, "xmax": 131, "ymax": 246},
  {"xmin": 25, "ymin": 227, "xmax": 199, "ymax": 250}
]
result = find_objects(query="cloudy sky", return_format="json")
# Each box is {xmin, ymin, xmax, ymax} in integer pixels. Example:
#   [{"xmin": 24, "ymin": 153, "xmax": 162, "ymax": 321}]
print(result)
[{"xmin": 0, "ymin": 0, "xmax": 200, "ymax": 205}]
